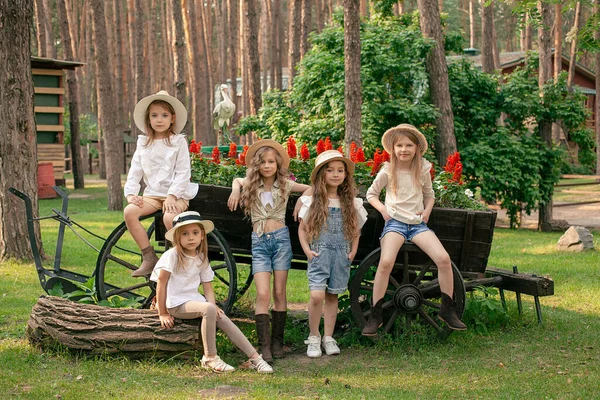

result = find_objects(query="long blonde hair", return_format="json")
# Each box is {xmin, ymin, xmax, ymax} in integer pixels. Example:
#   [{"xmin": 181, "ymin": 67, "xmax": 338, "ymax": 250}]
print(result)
[
  {"xmin": 144, "ymin": 100, "xmax": 176, "ymax": 146},
  {"xmin": 240, "ymin": 146, "xmax": 290, "ymax": 218},
  {"xmin": 304, "ymin": 162, "xmax": 359, "ymax": 243},
  {"xmin": 172, "ymin": 223, "xmax": 208, "ymax": 271},
  {"xmin": 386, "ymin": 129, "xmax": 424, "ymax": 196}
]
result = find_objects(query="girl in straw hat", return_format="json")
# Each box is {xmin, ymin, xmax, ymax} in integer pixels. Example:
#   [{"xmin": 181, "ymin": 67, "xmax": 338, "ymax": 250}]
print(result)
[
  {"xmin": 362, "ymin": 124, "xmax": 467, "ymax": 336},
  {"xmin": 227, "ymin": 140, "xmax": 310, "ymax": 362},
  {"xmin": 297, "ymin": 150, "xmax": 367, "ymax": 358},
  {"xmin": 125, "ymin": 91, "xmax": 198, "ymax": 278},
  {"xmin": 151, "ymin": 211, "xmax": 273, "ymax": 374}
]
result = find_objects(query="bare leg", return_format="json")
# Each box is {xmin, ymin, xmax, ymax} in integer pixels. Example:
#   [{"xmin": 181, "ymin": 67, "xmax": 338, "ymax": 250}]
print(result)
[
  {"xmin": 372, "ymin": 232, "xmax": 405, "ymax": 303},
  {"xmin": 272, "ymin": 270, "xmax": 288, "ymax": 312},
  {"xmin": 254, "ymin": 272, "xmax": 272, "ymax": 315},
  {"xmin": 323, "ymin": 293, "xmax": 338, "ymax": 337},
  {"xmin": 124, "ymin": 202, "xmax": 160, "ymax": 250},
  {"xmin": 411, "ymin": 231, "xmax": 454, "ymax": 296},
  {"xmin": 308, "ymin": 290, "xmax": 325, "ymax": 337}
]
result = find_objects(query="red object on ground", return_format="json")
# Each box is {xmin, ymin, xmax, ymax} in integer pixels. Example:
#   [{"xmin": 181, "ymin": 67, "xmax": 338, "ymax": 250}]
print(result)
[{"xmin": 37, "ymin": 162, "xmax": 57, "ymax": 199}]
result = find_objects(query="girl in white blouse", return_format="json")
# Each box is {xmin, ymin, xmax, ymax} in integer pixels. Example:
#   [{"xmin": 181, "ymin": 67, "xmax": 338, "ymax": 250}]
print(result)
[
  {"xmin": 362, "ymin": 124, "xmax": 467, "ymax": 336},
  {"xmin": 124, "ymin": 91, "xmax": 198, "ymax": 278},
  {"xmin": 151, "ymin": 211, "xmax": 272, "ymax": 373}
]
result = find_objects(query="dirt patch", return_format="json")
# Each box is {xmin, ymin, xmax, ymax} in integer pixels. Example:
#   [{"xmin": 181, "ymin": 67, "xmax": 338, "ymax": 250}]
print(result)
[
  {"xmin": 493, "ymin": 202, "xmax": 600, "ymax": 230},
  {"xmin": 196, "ymin": 385, "xmax": 248, "ymax": 399}
]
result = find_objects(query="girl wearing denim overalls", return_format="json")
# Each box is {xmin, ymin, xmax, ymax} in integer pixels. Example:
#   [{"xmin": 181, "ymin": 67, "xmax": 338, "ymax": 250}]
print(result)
[
  {"xmin": 298, "ymin": 150, "xmax": 367, "ymax": 357},
  {"xmin": 227, "ymin": 140, "xmax": 310, "ymax": 362}
]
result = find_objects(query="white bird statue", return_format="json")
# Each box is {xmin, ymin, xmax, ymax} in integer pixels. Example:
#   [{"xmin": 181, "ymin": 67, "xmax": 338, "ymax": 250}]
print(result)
[{"xmin": 213, "ymin": 84, "xmax": 236, "ymax": 144}]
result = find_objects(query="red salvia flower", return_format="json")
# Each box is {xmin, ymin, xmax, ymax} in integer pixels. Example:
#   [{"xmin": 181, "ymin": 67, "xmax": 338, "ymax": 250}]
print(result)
[
  {"xmin": 316, "ymin": 139, "xmax": 325, "ymax": 155},
  {"xmin": 371, "ymin": 148, "xmax": 382, "ymax": 176},
  {"xmin": 452, "ymin": 161, "xmax": 463, "ymax": 183},
  {"xmin": 189, "ymin": 140, "xmax": 202, "ymax": 154},
  {"xmin": 430, "ymin": 163, "xmax": 436, "ymax": 181},
  {"xmin": 349, "ymin": 142, "xmax": 358, "ymax": 162},
  {"xmin": 324, "ymin": 137, "xmax": 333, "ymax": 151},
  {"xmin": 382, "ymin": 150, "xmax": 390, "ymax": 163},
  {"xmin": 300, "ymin": 143, "xmax": 310, "ymax": 161},
  {"xmin": 228, "ymin": 142, "xmax": 237, "ymax": 159},
  {"xmin": 239, "ymin": 145, "xmax": 249, "ymax": 165},
  {"xmin": 444, "ymin": 152, "xmax": 460, "ymax": 173},
  {"xmin": 356, "ymin": 148, "xmax": 365, "ymax": 162},
  {"xmin": 287, "ymin": 136, "xmax": 297, "ymax": 158},
  {"xmin": 337, "ymin": 146, "xmax": 343, "ymax": 154},
  {"xmin": 211, "ymin": 146, "xmax": 220, "ymax": 164}
]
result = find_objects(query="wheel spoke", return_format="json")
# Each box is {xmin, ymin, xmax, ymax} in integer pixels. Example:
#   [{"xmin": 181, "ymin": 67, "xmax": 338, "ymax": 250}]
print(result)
[
  {"xmin": 106, "ymin": 281, "xmax": 152, "ymax": 297},
  {"xmin": 382, "ymin": 310, "xmax": 399, "ymax": 334},
  {"xmin": 405, "ymin": 314, "xmax": 412, "ymax": 332},
  {"xmin": 211, "ymin": 262, "xmax": 228, "ymax": 271},
  {"xmin": 106, "ymin": 254, "xmax": 139, "ymax": 271},
  {"xmin": 422, "ymin": 299, "xmax": 440, "ymax": 309},
  {"xmin": 413, "ymin": 261, "xmax": 433, "ymax": 286},
  {"xmin": 213, "ymin": 271, "xmax": 230, "ymax": 287},
  {"xmin": 418, "ymin": 309, "xmax": 443, "ymax": 333},
  {"xmin": 389, "ymin": 274, "xmax": 401, "ymax": 289}
]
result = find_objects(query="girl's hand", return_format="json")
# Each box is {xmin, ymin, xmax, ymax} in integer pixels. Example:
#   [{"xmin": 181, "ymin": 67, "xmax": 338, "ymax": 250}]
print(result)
[
  {"xmin": 127, "ymin": 195, "xmax": 144, "ymax": 208},
  {"xmin": 306, "ymin": 250, "xmax": 319, "ymax": 261},
  {"xmin": 159, "ymin": 313, "xmax": 174, "ymax": 329},
  {"xmin": 348, "ymin": 250, "xmax": 357, "ymax": 263},
  {"xmin": 227, "ymin": 189, "xmax": 240, "ymax": 211},
  {"xmin": 381, "ymin": 209, "xmax": 391, "ymax": 221},
  {"xmin": 163, "ymin": 195, "xmax": 180, "ymax": 214},
  {"xmin": 216, "ymin": 307, "xmax": 225, "ymax": 320},
  {"xmin": 417, "ymin": 210, "xmax": 431, "ymax": 223}
]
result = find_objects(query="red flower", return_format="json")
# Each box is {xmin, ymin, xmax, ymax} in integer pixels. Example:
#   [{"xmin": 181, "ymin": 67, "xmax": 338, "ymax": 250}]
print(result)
[
  {"xmin": 287, "ymin": 136, "xmax": 297, "ymax": 158},
  {"xmin": 337, "ymin": 146, "xmax": 343, "ymax": 154},
  {"xmin": 239, "ymin": 145, "xmax": 249, "ymax": 165},
  {"xmin": 382, "ymin": 150, "xmax": 390, "ymax": 163},
  {"xmin": 228, "ymin": 142, "xmax": 237, "ymax": 159},
  {"xmin": 444, "ymin": 152, "xmax": 460, "ymax": 173},
  {"xmin": 189, "ymin": 139, "xmax": 202, "ymax": 154},
  {"xmin": 316, "ymin": 139, "xmax": 325, "ymax": 155},
  {"xmin": 349, "ymin": 142, "xmax": 358, "ymax": 162},
  {"xmin": 324, "ymin": 137, "xmax": 333, "ymax": 151},
  {"xmin": 211, "ymin": 146, "xmax": 220, "ymax": 164},
  {"xmin": 430, "ymin": 163, "xmax": 436, "ymax": 181},
  {"xmin": 356, "ymin": 148, "xmax": 365, "ymax": 162},
  {"xmin": 452, "ymin": 162, "xmax": 463, "ymax": 183},
  {"xmin": 300, "ymin": 143, "xmax": 310, "ymax": 161},
  {"xmin": 371, "ymin": 148, "xmax": 383, "ymax": 176}
]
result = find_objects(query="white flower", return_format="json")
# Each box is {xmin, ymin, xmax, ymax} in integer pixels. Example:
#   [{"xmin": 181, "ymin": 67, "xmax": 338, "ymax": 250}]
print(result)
[{"xmin": 464, "ymin": 189, "xmax": 474, "ymax": 198}]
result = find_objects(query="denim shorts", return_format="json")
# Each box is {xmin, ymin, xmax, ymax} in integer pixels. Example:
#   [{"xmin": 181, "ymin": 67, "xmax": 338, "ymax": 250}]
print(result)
[
  {"xmin": 307, "ymin": 243, "xmax": 351, "ymax": 295},
  {"xmin": 380, "ymin": 218, "xmax": 430, "ymax": 241},
  {"xmin": 251, "ymin": 226, "xmax": 293, "ymax": 274}
]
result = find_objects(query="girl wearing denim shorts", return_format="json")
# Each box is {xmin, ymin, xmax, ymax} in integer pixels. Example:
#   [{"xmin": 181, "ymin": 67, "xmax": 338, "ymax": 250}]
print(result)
[
  {"xmin": 227, "ymin": 140, "xmax": 310, "ymax": 362},
  {"xmin": 362, "ymin": 124, "xmax": 467, "ymax": 336},
  {"xmin": 298, "ymin": 150, "xmax": 367, "ymax": 358}
]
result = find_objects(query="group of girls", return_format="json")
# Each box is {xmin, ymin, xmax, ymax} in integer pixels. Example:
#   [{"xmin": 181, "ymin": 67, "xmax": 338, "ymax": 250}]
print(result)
[{"xmin": 124, "ymin": 91, "xmax": 466, "ymax": 373}]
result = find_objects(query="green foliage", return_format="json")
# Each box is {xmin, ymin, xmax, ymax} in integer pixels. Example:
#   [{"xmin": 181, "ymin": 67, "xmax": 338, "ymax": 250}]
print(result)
[
  {"xmin": 433, "ymin": 171, "xmax": 487, "ymax": 210},
  {"xmin": 190, "ymin": 154, "xmax": 246, "ymax": 187},
  {"xmin": 463, "ymin": 286, "xmax": 509, "ymax": 335},
  {"xmin": 48, "ymin": 278, "xmax": 143, "ymax": 308},
  {"xmin": 63, "ymin": 109, "xmax": 99, "ymax": 146}
]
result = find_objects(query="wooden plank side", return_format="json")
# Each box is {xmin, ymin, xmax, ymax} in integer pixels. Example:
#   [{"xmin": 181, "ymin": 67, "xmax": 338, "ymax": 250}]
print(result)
[
  {"xmin": 34, "ymin": 87, "xmax": 65, "ymax": 95},
  {"xmin": 32, "ymin": 68, "xmax": 65, "ymax": 76},
  {"xmin": 35, "ymin": 106, "xmax": 64, "ymax": 113},
  {"xmin": 36, "ymin": 124, "xmax": 65, "ymax": 132}
]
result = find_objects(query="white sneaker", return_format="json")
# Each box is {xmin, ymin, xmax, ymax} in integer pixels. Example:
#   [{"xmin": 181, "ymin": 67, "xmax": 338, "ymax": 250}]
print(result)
[
  {"xmin": 305, "ymin": 335, "xmax": 322, "ymax": 358},
  {"xmin": 321, "ymin": 336, "xmax": 340, "ymax": 356}
]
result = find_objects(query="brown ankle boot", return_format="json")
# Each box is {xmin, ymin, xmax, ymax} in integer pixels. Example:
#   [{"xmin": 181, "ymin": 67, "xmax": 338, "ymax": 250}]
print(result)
[
  {"xmin": 255, "ymin": 314, "xmax": 272, "ymax": 362},
  {"xmin": 362, "ymin": 298, "xmax": 384, "ymax": 336},
  {"xmin": 439, "ymin": 293, "xmax": 467, "ymax": 331},
  {"xmin": 131, "ymin": 246, "xmax": 159, "ymax": 277},
  {"xmin": 271, "ymin": 310, "xmax": 287, "ymax": 358}
]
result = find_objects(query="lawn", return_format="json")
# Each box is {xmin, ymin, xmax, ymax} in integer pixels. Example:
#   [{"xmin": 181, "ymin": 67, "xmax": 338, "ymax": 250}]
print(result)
[{"xmin": 1, "ymin": 180, "xmax": 599, "ymax": 399}]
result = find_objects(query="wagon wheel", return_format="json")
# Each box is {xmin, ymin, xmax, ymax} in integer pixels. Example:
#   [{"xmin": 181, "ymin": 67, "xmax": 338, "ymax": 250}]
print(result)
[
  {"xmin": 95, "ymin": 213, "xmax": 238, "ymax": 314},
  {"xmin": 349, "ymin": 248, "xmax": 466, "ymax": 339}
]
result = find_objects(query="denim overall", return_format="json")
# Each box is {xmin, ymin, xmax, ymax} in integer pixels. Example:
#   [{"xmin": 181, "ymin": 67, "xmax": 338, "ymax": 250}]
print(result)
[{"xmin": 307, "ymin": 207, "xmax": 351, "ymax": 294}]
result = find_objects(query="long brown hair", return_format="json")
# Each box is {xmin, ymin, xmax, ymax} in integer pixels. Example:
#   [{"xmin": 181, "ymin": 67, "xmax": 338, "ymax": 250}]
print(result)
[
  {"xmin": 144, "ymin": 100, "xmax": 176, "ymax": 146},
  {"xmin": 172, "ymin": 223, "xmax": 208, "ymax": 272},
  {"xmin": 386, "ymin": 129, "xmax": 424, "ymax": 195},
  {"xmin": 304, "ymin": 162, "xmax": 359, "ymax": 243},
  {"xmin": 240, "ymin": 146, "xmax": 290, "ymax": 218}
]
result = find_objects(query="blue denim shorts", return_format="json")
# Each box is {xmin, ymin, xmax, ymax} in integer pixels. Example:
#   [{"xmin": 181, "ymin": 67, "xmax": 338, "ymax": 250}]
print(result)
[
  {"xmin": 251, "ymin": 226, "xmax": 293, "ymax": 275},
  {"xmin": 380, "ymin": 218, "xmax": 430, "ymax": 241},
  {"xmin": 307, "ymin": 243, "xmax": 351, "ymax": 295}
]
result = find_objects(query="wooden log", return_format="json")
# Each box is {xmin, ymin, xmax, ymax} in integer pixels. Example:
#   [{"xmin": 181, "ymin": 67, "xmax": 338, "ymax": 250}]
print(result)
[
  {"xmin": 26, "ymin": 296, "xmax": 202, "ymax": 356},
  {"xmin": 485, "ymin": 267, "xmax": 554, "ymax": 297}
]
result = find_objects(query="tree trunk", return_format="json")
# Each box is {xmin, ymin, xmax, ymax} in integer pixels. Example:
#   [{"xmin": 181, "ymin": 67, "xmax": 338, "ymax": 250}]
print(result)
[
  {"xmin": 216, "ymin": 0, "xmax": 228, "ymax": 84},
  {"xmin": 34, "ymin": 0, "xmax": 47, "ymax": 56},
  {"xmin": 417, "ymin": 0, "xmax": 457, "ymax": 165},
  {"xmin": 567, "ymin": 2, "xmax": 581, "ymax": 90},
  {"xmin": 91, "ymin": 0, "xmax": 124, "ymax": 211},
  {"xmin": 300, "ymin": 0, "xmax": 312, "ymax": 57},
  {"xmin": 56, "ymin": 0, "xmax": 84, "ymax": 189},
  {"xmin": 553, "ymin": 3, "xmax": 563, "ymax": 80},
  {"xmin": 490, "ymin": 4, "xmax": 500, "ymax": 69},
  {"xmin": 172, "ymin": 0, "xmax": 188, "ymax": 117},
  {"xmin": 199, "ymin": 0, "xmax": 214, "ymax": 138},
  {"xmin": 344, "ymin": 0, "xmax": 362, "ymax": 150},
  {"xmin": 481, "ymin": 0, "xmax": 494, "ymax": 72},
  {"xmin": 288, "ymin": 0, "xmax": 301, "ymax": 87},
  {"xmin": 27, "ymin": 296, "xmax": 202, "ymax": 356},
  {"xmin": 595, "ymin": 0, "xmax": 600, "ymax": 175},
  {"xmin": 228, "ymin": 0, "xmax": 239, "ymax": 118},
  {"xmin": 0, "ymin": 0, "xmax": 43, "ymax": 262},
  {"xmin": 273, "ymin": 0, "xmax": 282, "ymax": 90},
  {"xmin": 537, "ymin": 1, "xmax": 553, "ymax": 229},
  {"xmin": 42, "ymin": 0, "xmax": 57, "ymax": 58},
  {"xmin": 245, "ymin": 0, "xmax": 262, "ymax": 115},
  {"xmin": 134, "ymin": 0, "xmax": 145, "ymax": 126},
  {"xmin": 469, "ymin": 0, "xmax": 475, "ymax": 48},
  {"xmin": 521, "ymin": 12, "xmax": 532, "ymax": 52}
]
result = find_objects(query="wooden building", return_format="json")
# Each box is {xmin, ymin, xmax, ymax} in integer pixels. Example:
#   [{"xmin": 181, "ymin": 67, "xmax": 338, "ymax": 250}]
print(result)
[{"xmin": 32, "ymin": 56, "xmax": 84, "ymax": 185}]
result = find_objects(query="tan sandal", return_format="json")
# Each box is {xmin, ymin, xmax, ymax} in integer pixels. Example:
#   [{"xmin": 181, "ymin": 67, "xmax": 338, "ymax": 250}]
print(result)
[{"xmin": 201, "ymin": 355, "xmax": 234, "ymax": 373}]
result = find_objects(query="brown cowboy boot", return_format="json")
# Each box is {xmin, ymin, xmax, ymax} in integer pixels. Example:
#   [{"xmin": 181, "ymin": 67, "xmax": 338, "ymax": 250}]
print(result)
[
  {"xmin": 131, "ymin": 246, "xmax": 159, "ymax": 277},
  {"xmin": 255, "ymin": 314, "xmax": 273, "ymax": 362},
  {"xmin": 361, "ymin": 298, "xmax": 384, "ymax": 336},
  {"xmin": 271, "ymin": 310, "xmax": 287, "ymax": 358},
  {"xmin": 439, "ymin": 293, "xmax": 467, "ymax": 331}
]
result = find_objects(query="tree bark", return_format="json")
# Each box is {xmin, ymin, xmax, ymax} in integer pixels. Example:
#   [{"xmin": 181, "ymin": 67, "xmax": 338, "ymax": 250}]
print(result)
[
  {"xmin": 34, "ymin": 0, "xmax": 47, "ymax": 56},
  {"xmin": 91, "ymin": 0, "xmax": 124, "ymax": 211},
  {"xmin": 417, "ymin": 0, "xmax": 457, "ymax": 165},
  {"xmin": 300, "ymin": 0, "xmax": 312, "ymax": 57},
  {"xmin": 27, "ymin": 296, "xmax": 202, "ymax": 356},
  {"xmin": 56, "ymin": 0, "xmax": 84, "ymax": 189},
  {"xmin": 216, "ymin": 0, "xmax": 228, "ymax": 84},
  {"xmin": 553, "ymin": 3, "xmax": 563, "ymax": 80},
  {"xmin": 172, "ymin": 0, "xmax": 188, "ymax": 119},
  {"xmin": 288, "ymin": 0, "xmax": 301, "ymax": 87},
  {"xmin": 344, "ymin": 0, "xmax": 363, "ymax": 150},
  {"xmin": 228, "ymin": 0, "xmax": 239, "ymax": 118},
  {"xmin": 245, "ymin": 0, "xmax": 262, "ymax": 115},
  {"xmin": 481, "ymin": 0, "xmax": 494, "ymax": 73},
  {"xmin": 42, "ymin": 0, "xmax": 57, "ymax": 58},
  {"xmin": 134, "ymin": 0, "xmax": 145, "ymax": 125},
  {"xmin": 273, "ymin": 0, "xmax": 282, "ymax": 90},
  {"xmin": 0, "ymin": 0, "xmax": 43, "ymax": 262},
  {"xmin": 567, "ymin": 2, "xmax": 581, "ymax": 90},
  {"xmin": 595, "ymin": 0, "xmax": 600, "ymax": 175},
  {"xmin": 468, "ymin": 0, "xmax": 475, "ymax": 48}
]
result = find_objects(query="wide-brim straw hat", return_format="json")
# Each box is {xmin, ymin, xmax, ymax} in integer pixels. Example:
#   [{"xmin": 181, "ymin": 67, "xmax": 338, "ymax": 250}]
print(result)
[
  {"xmin": 133, "ymin": 90, "xmax": 187, "ymax": 134},
  {"xmin": 245, "ymin": 139, "xmax": 290, "ymax": 169},
  {"xmin": 381, "ymin": 124, "xmax": 428, "ymax": 156},
  {"xmin": 310, "ymin": 150, "xmax": 355, "ymax": 183},
  {"xmin": 164, "ymin": 211, "xmax": 214, "ymax": 242}
]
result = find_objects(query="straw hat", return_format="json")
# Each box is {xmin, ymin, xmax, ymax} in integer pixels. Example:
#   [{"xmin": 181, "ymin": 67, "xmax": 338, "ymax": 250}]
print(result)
[
  {"xmin": 164, "ymin": 211, "xmax": 214, "ymax": 242},
  {"xmin": 310, "ymin": 150, "xmax": 355, "ymax": 182},
  {"xmin": 133, "ymin": 90, "xmax": 187, "ymax": 134},
  {"xmin": 381, "ymin": 124, "xmax": 428, "ymax": 156},
  {"xmin": 245, "ymin": 139, "xmax": 290, "ymax": 169}
]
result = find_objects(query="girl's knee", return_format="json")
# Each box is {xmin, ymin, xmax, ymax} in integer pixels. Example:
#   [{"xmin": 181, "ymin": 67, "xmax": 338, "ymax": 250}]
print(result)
[
  {"xmin": 163, "ymin": 213, "xmax": 176, "ymax": 229},
  {"xmin": 255, "ymin": 289, "xmax": 270, "ymax": 305},
  {"xmin": 436, "ymin": 254, "xmax": 452, "ymax": 271},
  {"xmin": 204, "ymin": 303, "xmax": 217, "ymax": 319},
  {"xmin": 378, "ymin": 257, "xmax": 395, "ymax": 273},
  {"xmin": 272, "ymin": 286, "xmax": 286, "ymax": 302},
  {"xmin": 309, "ymin": 291, "xmax": 325, "ymax": 306}
]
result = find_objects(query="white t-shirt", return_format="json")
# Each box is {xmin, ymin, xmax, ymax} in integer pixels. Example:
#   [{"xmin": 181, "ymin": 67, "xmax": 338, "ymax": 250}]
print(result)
[
  {"xmin": 150, "ymin": 248, "xmax": 215, "ymax": 308},
  {"xmin": 298, "ymin": 196, "xmax": 368, "ymax": 229},
  {"xmin": 124, "ymin": 134, "xmax": 199, "ymax": 200}
]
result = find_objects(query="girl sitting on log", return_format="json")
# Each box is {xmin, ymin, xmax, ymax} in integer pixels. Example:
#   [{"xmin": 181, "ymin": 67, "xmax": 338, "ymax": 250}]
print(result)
[{"xmin": 151, "ymin": 211, "xmax": 273, "ymax": 373}]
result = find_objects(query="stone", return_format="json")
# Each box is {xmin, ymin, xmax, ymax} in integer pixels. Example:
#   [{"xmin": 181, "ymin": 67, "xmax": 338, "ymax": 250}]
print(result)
[{"xmin": 556, "ymin": 226, "xmax": 595, "ymax": 252}]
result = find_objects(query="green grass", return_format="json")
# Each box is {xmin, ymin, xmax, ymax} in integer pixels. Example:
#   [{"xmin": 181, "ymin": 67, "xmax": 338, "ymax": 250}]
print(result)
[{"xmin": 1, "ymin": 178, "xmax": 600, "ymax": 399}]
